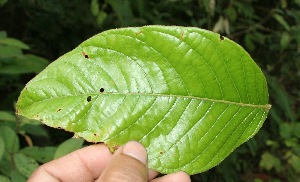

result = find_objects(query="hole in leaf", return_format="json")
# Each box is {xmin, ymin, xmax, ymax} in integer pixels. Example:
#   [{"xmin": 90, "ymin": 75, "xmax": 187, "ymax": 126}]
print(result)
[
  {"xmin": 57, "ymin": 108, "xmax": 62, "ymax": 112},
  {"xmin": 100, "ymin": 88, "xmax": 104, "ymax": 93},
  {"xmin": 220, "ymin": 35, "xmax": 224, "ymax": 41},
  {"xmin": 82, "ymin": 52, "xmax": 89, "ymax": 59},
  {"xmin": 87, "ymin": 96, "xmax": 92, "ymax": 102}
]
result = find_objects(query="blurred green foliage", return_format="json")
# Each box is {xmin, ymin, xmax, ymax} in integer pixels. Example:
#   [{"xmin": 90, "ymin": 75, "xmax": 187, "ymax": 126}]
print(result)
[{"xmin": 0, "ymin": 0, "xmax": 299, "ymax": 181}]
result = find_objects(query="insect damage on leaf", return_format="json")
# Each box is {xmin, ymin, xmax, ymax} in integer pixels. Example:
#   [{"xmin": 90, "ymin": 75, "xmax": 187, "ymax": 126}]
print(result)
[
  {"xmin": 16, "ymin": 25, "xmax": 271, "ymax": 175},
  {"xmin": 82, "ymin": 51, "xmax": 89, "ymax": 59},
  {"xmin": 220, "ymin": 34, "xmax": 225, "ymax": 40},
  {"xmin": 87, "ymin": 96, "xmax": 92, "ymax": 102}
]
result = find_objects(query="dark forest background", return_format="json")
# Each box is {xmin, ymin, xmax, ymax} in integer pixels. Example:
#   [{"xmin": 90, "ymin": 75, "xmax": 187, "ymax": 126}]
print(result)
[{"xmin": 0, "ymin": 0, "xmax": 299, "ymax": 181}]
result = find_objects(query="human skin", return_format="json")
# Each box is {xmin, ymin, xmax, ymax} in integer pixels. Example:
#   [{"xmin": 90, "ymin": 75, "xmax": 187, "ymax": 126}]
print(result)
[{"xmin": 28, "ymin": 141, "xmax": 191, "ymax": 182}]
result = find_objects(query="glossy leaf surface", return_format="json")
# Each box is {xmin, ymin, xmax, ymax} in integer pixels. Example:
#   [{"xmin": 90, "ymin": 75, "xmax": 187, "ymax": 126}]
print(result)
[{"xmin": 16, "ymin": 26, "xmax": 270, "ymax": 174}]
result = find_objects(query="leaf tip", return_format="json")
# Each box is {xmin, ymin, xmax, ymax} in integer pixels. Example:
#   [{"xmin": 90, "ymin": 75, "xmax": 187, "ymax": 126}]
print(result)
[{"xmin": 266, "ymin": 104, "xmax": 272, "ymax": 111}]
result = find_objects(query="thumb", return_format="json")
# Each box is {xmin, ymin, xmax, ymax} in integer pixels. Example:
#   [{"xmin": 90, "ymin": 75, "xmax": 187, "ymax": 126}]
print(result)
[{"xmin": 97, "ymin": 141, "xmax": 148, "ymax": 182}]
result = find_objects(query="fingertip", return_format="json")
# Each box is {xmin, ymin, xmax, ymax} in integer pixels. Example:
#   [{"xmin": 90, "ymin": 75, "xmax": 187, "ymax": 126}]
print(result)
[
  {"xmin": 97, "ymin": 141, "xmax": 148, "ymax": 182},
  {"xmin": 148, "ymin": 169, "xmax": 159, "ymax": 180},
  {"xmin": 152, "ymin": 171, "xmax": 191, "ymax": 182},
  {"xmin": 122, "ymin": 141, "xmax": 147, "ymax": 165},
  {"xmin": 174, "ymin": 171, "xmax": 191, "ymax": 182},
  {"xmin": 28, "ymin": 167, "xmax": 59, "ymax": 182}
]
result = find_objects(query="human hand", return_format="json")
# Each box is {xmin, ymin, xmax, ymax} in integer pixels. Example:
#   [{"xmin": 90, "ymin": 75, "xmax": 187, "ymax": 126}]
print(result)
[{"xmin": 28, "ymin": 141, "xmax": 191, "ymax": 182}]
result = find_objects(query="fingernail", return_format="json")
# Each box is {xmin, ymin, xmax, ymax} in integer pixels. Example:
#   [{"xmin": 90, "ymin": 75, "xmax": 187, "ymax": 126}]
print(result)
[{"xmin": 122, "ymin": 141, "xmax": 147, "ymax": 165}]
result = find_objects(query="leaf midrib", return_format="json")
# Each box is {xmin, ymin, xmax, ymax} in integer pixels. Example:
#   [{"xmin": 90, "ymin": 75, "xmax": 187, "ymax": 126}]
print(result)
[{"xmin": 23, "ymin": 91, "xmax": 271, "ymax": 110}]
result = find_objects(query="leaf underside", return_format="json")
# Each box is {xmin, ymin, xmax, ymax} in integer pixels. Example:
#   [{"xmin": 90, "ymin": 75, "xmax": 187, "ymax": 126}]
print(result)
[{"xmin": 16, "ymin": 25, "xmax": 270, "ymax": 175}]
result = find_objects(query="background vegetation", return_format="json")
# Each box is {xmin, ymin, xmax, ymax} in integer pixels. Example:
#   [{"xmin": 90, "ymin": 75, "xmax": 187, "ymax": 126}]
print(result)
[{"xmin": 0, "ymin": 0, "xmax": 299, "ymax": 181}]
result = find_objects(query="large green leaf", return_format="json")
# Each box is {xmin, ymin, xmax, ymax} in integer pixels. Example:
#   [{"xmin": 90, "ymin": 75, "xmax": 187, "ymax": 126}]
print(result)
[{"xmin": 16, "ymin": 25, "xmax": 270, "ymax": 174}]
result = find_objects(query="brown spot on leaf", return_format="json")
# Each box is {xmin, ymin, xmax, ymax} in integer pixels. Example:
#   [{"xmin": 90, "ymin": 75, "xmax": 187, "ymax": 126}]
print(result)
[
  {"xmin": 180, "ymin": 31, "xmax": 184, "ymax": 40},
  {"xmin": 136, "ymin": 30, "xmax": 143, "ymax": 35},
  {"xmin": 220, "ymin": 35, "xmax": 224, "ymax": 41},
  {"xmin": 82, "ymin": 51, "xmax": 89, "ymax": 59}
]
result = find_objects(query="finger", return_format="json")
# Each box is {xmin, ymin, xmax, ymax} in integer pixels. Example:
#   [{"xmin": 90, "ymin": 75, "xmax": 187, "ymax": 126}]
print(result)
[
  {"xmin": 97, "ymin": 141, "xmax": 148, "ymax": 182},
  {"xmin": 148, "ymin": 170, "xmax": 159, "ymax": 180},
  {"xmin": 151, "ymin": 171, "xmax": 191, "ymax": 182},
  {"xmin": 28, "ymin": 144, "xmax": 113, "ymax": 182}
]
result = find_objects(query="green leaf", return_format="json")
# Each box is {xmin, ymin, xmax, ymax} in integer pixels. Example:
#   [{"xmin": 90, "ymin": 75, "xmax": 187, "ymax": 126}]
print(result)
[
  {"xmin": 0, "ymin": 144, "xmax": 13, "ymax": 176},
  {"xmin": 0, "ymin": 31, "xmax": 7, "ymax": 38},
  {"xmin": 0, "ymin": 0, "xmax": 8, "ymax": 7},
  {"xmin": 0, "ymin": 156, "xmax": 12, "ymax": 177},
  {"xmin": 244, "ymin": 34, "xmax": 255, "ymax": 51},
  {"xmin": 267, "ymin": 76, "xmax": 295, "ymax": 122},
  {"xmin": 259, "ymin": 152, "xmax": 281, "ymax": 172},
  {"xmin": 54, "ymin": 138, "xmax": 84, "ymax": 159},
  {"xmin": 280, "ymin": 31, "xmax": 290, "ymax": 50},
  {"xmin": 281, "ymin": 0, "xmax": 287, "ymax": 9},
  {"xmin": 90, "ymin": 0, "xmax": 100, "ymax": 16},
  {"xmin": 287, "ymin": 154, "xmax": 300, "ymax": 172},
  {"xmin": 0, "ymin": 111, "xmax": 16, "ymax": 122},
  {"xmin": 0, "ymin": 136, "xmax": 4, "ymax": 161},
  {"xmin": 0, "ymin": 38, "xmax": 29, "ymax": 50},
  {"xmin": 203, "ymin": 0, "xmax": 215, "ymax": 16},
  {"xmin": 19, "ymin": 146, "xmax": 56, "ymax": 163},
  {"xmin": 16, "ymin": 26, "xmax": 270, "ymax": 174},
  {"xmin": 13, "ymin": 153, "xmax": 39, "ymax": 178},
  {"xmin": 0, "ymin": 45, "xmax": 22, "ymax": 58},
  {"xmin": 225, "ymin": 7, "xmax": 237, "ymax": 22},
  {"xmin": 0, "ymin": 54, "xmax": 49, "ymax": 74},
  {"xmin": 293, "ymin": 123, "xmax": 300, "ymax": 139},
  {"xmin": 273, "ymin": 13, "xmax": 291, "ymax": 31},
  {"xmin": 0, "ymin": 175, "xmax": 11, "ymax": 182},
  {"xmin": 96, "ymin": 11, "xmax": 108, "ymax": 26},
  {"xmin": 106, "ymin": 0, "xmax": 133, "ymax": 26},
  {"xmin": 20, "ymin": 123, "xmax": 49, "ymax": 138},
  {"xmin": 10, "ymin": 169, "xmax": 27, "ymax": 182},
  {"xmin": 0, "ymin": 126, "xmax": 19, "ymax": 153},
  {"xmin": 280, "ymin": 123, "xmax": 293, "ymax": 139}
]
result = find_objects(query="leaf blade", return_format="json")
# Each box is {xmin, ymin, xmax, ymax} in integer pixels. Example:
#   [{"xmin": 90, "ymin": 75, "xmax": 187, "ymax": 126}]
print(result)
[{"xmin": 16, "ymin": 26, "xmax": 270, "ymax": 174}]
